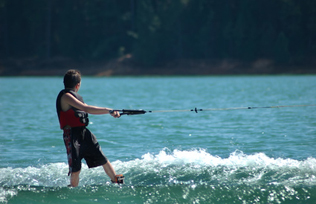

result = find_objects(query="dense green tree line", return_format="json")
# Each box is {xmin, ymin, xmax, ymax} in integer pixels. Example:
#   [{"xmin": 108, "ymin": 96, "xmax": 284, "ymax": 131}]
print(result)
[{"xmin": 1, "ymin": 0, "xmax": 315, "ymax": 68}]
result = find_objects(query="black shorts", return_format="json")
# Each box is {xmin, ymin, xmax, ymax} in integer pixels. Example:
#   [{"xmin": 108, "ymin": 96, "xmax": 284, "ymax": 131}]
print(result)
[{"xmin": 63, "ymin": 127, "xmax": 108, "ymax": 175}]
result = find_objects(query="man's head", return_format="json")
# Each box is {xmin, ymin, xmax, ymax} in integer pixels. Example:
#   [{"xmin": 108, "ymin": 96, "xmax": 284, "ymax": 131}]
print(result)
[{"xmin": 63, "ymin": 69, "xmax": 81, "ymax": 89}]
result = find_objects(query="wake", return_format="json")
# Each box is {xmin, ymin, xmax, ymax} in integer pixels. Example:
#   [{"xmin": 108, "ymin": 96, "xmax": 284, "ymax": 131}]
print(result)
[{"xmin": 1, "ymin": 149, "xmax": 316, "ymax": 188}]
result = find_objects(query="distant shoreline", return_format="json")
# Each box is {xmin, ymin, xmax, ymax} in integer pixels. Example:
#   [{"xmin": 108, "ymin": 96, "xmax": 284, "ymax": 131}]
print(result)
[{"xmin": 1, "ymin": 57, "xmax": 315, "ymax": 76}]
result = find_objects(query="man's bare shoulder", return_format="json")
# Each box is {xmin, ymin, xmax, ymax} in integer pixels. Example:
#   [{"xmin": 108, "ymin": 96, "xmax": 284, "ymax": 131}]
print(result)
[
  {"xmin": 61, "ymin": 92, "xmax": 86, "ymax": 111},
  {"xmin": 60, "ymin": 93, "xmax": 72, "ymax": 112}
]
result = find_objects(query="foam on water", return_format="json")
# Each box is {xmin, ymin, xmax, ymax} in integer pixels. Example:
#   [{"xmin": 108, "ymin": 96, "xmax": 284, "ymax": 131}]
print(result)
[
  {"xmin": 117, "ymin": 149, "xmax": 316, "ymax": 186},
  {"xmin": 1, "ymin": 149, "xmax": 315, "ymax": 187},
  {"xmin": 1, "ymin": 149, "xmax": 316, "ymax": 203}
]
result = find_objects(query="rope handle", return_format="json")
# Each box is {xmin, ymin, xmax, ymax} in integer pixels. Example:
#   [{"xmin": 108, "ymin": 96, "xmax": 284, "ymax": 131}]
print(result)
[{"xmin": 110, "ymin": 109, "xmax": 147, "ymax": 115}]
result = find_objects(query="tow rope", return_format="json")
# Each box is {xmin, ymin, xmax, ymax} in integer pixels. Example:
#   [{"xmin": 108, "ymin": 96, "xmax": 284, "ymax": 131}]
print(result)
[{"xmin": 110, "ymin": 104, "xmax": 316, "ymax": 116}]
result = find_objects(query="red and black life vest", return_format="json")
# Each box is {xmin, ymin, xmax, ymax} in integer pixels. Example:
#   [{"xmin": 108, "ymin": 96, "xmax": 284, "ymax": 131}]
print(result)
[{"xmin": 56, "ymin": 89, "xmax": 89, "ymax": 129}]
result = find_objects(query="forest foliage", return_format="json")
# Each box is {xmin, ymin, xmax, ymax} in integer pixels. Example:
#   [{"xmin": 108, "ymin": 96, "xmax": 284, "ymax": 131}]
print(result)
[{"xmin": 1, "ymin": 0, "xmax": 315, "ymax": 70}]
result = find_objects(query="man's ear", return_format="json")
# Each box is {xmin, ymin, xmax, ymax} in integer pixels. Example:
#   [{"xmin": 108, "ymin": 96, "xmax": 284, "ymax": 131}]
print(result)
[{"xmin": 75, "ymin": 83, "xmax": 80, "ymax": 90}]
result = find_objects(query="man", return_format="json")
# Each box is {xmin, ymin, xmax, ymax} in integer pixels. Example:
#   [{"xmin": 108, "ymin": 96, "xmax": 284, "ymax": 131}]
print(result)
[{"xmin": 56, "ymin": 69, "xmax": 124, "ymax": 187}]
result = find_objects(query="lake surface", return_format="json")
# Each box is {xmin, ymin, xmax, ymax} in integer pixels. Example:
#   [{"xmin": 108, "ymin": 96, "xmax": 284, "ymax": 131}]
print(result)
[{"xmin": 0, "ymin": 75, "xmax": 316, "ymax": 203}]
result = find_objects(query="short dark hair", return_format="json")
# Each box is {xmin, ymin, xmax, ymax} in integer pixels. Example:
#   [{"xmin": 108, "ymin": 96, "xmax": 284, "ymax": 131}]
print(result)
[{"xmin": 63, "ymin": 69, "xmax": 81, "ymax": 88}]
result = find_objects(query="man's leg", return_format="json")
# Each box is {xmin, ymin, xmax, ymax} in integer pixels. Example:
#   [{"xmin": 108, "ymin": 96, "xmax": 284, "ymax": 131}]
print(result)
[
  {"xmin": 102, "ymin": 161, "xmax": 116, "ymax": 181},
  {"xmin": 70, "ymin": 171, "xmax": 80, "ymax": 187},
  {"xmin": 102, "ymin": 161, "xmax": 124, "ymax": 184}
]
